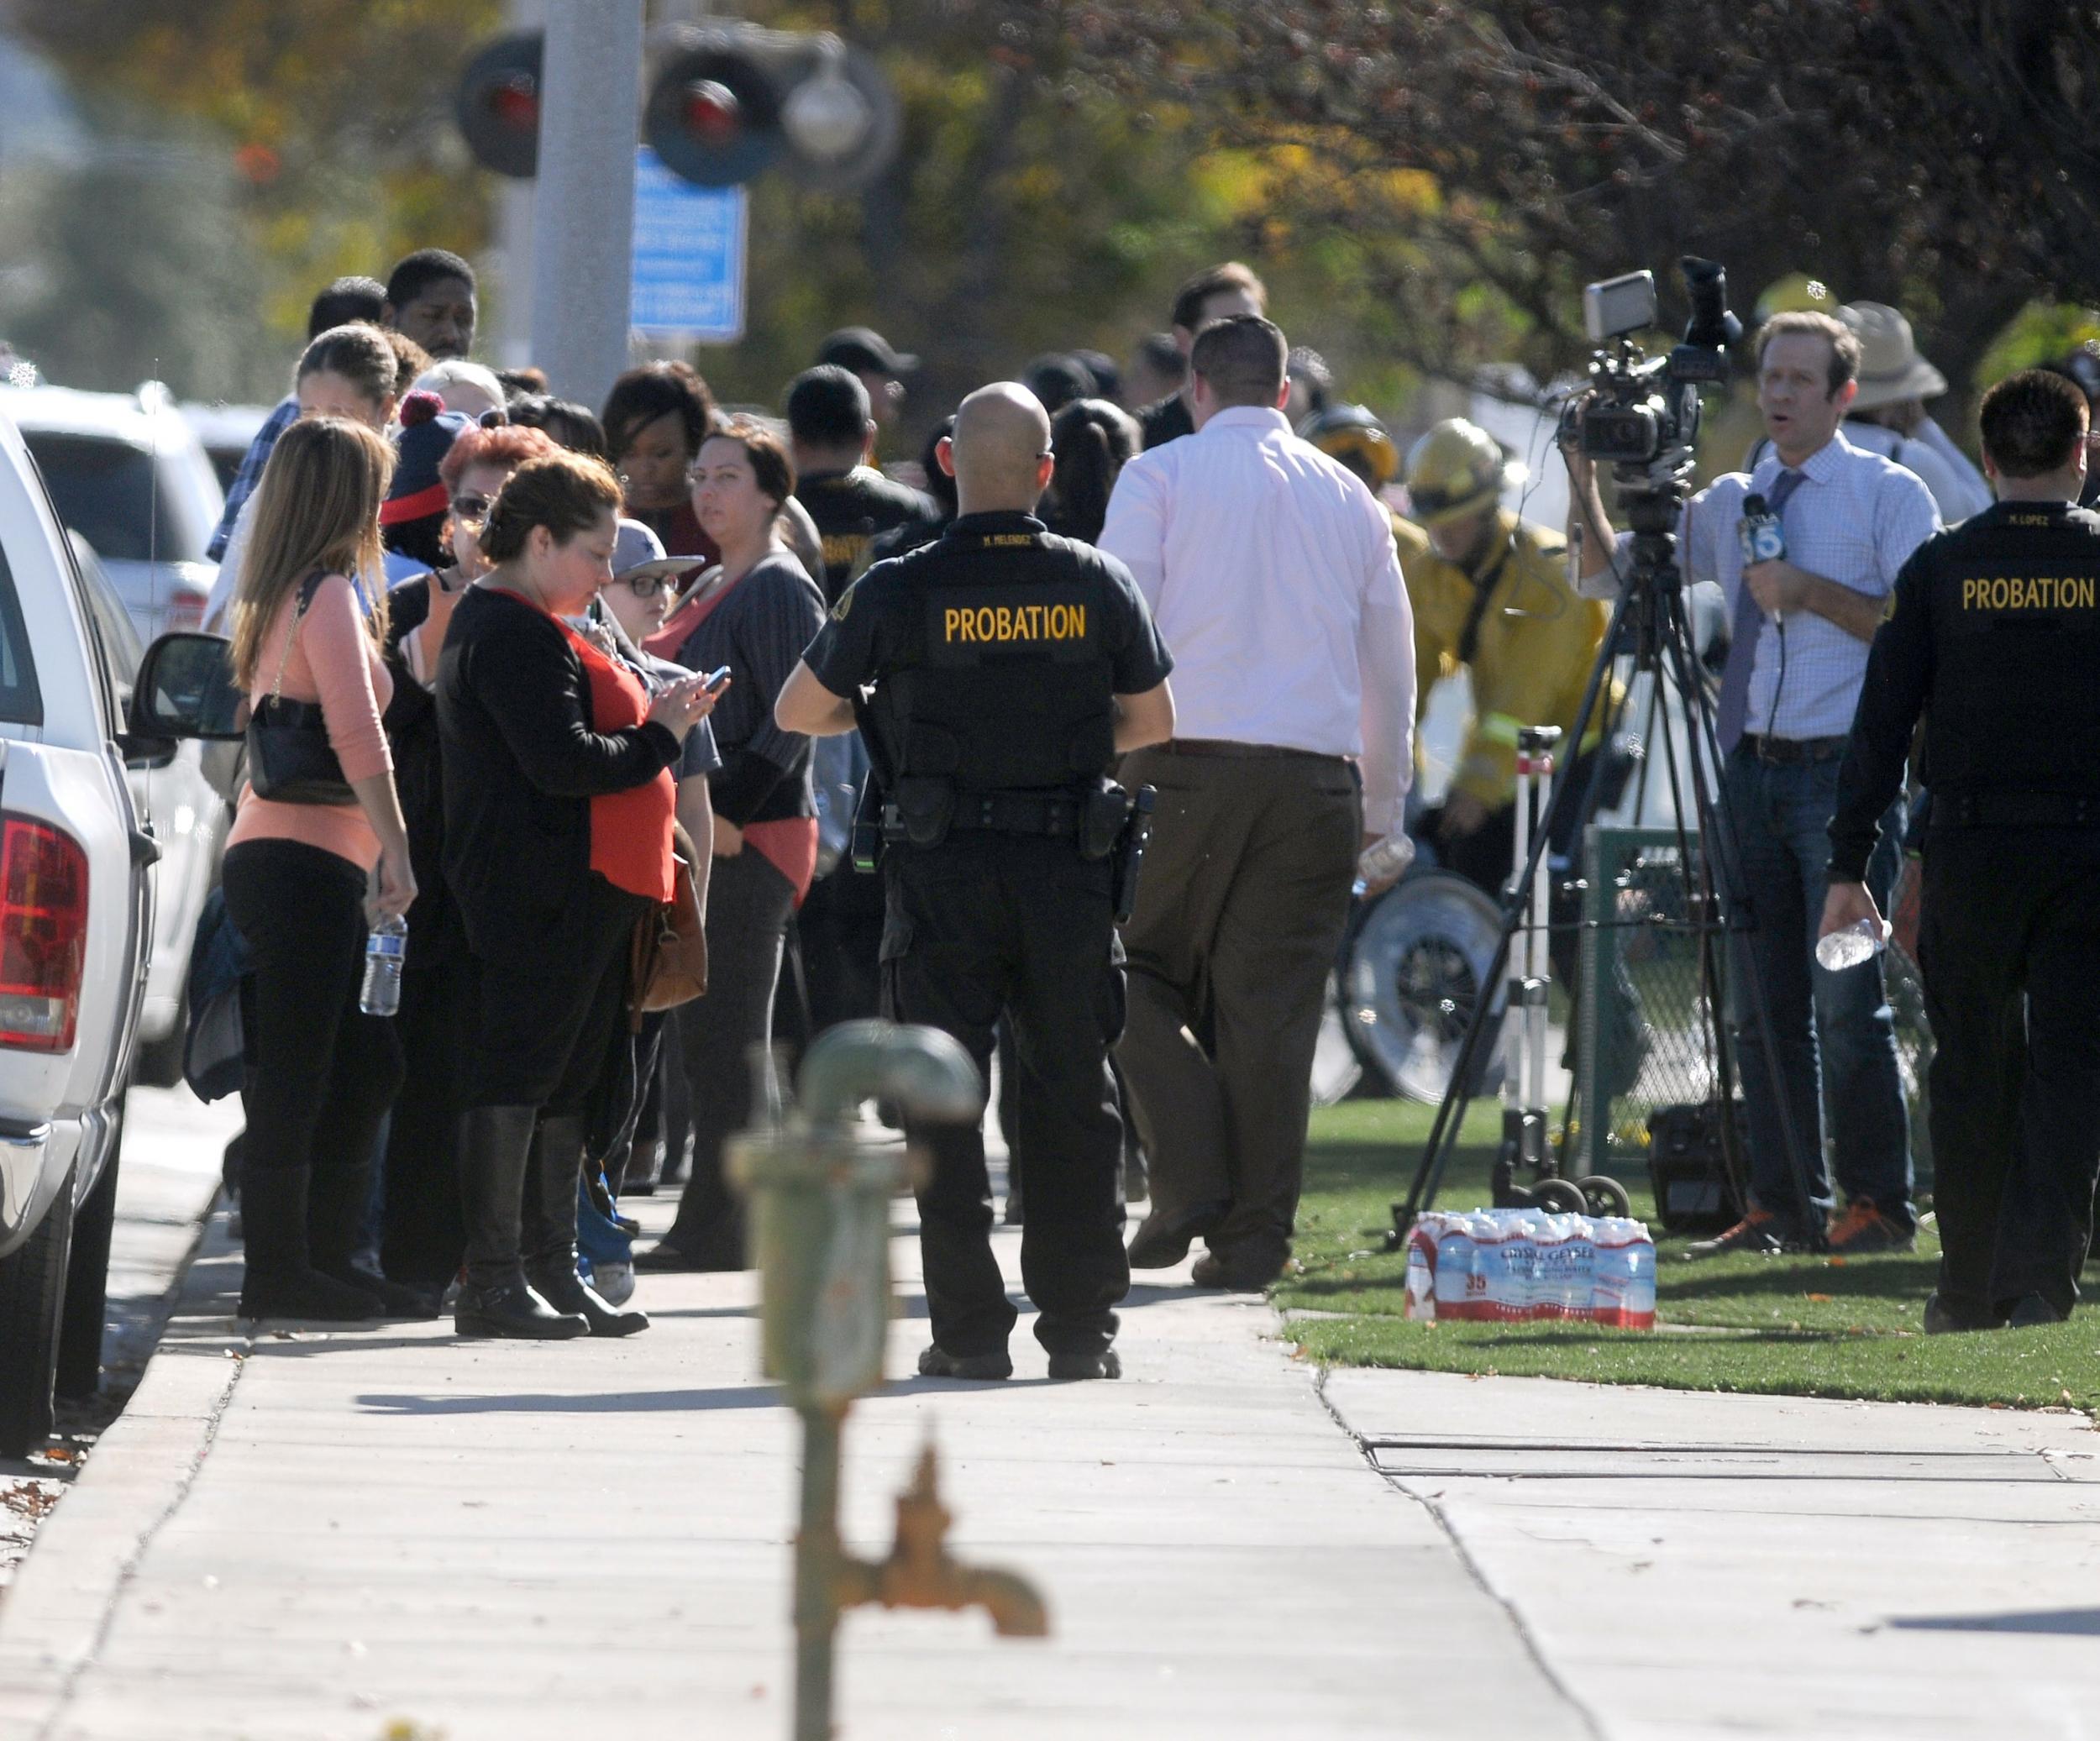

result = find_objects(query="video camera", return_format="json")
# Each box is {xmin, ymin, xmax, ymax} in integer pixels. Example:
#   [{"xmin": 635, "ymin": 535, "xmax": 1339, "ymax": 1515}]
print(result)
[{"xmin": 1560, "ymin": 257, "xmax": 1742, "ymax": 472}]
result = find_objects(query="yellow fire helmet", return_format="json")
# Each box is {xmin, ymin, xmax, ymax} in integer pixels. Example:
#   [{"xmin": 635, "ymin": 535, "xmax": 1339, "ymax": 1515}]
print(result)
[
  {"xmin": 1404, "ymin": 418, "xmax": 1520, "ymax": 527},
  {"xmin": 1302, "ymin": 403, "xmax": 1399, "ymax": 490}
]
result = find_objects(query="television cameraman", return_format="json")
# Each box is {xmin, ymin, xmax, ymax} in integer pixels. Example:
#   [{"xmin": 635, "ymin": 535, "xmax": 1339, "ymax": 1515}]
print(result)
[
  {"xmin": 1566, "ymin": 310, "xmax": 1940, "ymax": 1257},
  {"xmin": 1822, "ymin": 370, "xmax": 2100, "ymax": 1332}
]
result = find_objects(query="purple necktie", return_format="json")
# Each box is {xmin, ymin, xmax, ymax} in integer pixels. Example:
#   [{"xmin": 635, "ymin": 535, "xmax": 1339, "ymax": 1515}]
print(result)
[{"xmin": 1715, "ymin": 468, "xmax": 1803, "ymax": 752}]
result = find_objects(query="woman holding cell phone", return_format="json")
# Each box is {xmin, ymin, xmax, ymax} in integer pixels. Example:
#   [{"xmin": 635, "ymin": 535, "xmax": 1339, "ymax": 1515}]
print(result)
[
  {"xmin": 638, "ymin": 417, "xmax": 826, "ymax": 1274},
  {"xmin": 435, "ymin": 450, "xmax": 719, "ymax": 1339}
]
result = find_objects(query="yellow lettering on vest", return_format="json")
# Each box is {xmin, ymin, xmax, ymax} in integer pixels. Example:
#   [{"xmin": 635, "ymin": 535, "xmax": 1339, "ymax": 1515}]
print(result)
[
  {"xmin": 945, "ymin": 607, "xmax": 963, "ymax": 641},
  {"xmin": 1962, "ymin": 578, "xmax": 1977, "ymax": 608},
  {"xmin": 974, "ymin": 607, "xmax": 995, "ymax": 640}
]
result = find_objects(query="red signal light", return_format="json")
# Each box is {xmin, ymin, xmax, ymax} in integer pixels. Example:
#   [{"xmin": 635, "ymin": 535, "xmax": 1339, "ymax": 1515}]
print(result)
[
  {"xmin": 681, "ymin": 80, "xmax": 743, "ymax": 146},
  {"xmin": 489, "ymin": 73, "xmax": 539, "ymax": 132}
]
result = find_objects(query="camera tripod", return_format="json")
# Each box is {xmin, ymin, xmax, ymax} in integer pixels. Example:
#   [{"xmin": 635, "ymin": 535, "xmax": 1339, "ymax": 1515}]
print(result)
[{"xmin": 1383, "ymin": 457, "xmax": 1829, "ymax": 1254}]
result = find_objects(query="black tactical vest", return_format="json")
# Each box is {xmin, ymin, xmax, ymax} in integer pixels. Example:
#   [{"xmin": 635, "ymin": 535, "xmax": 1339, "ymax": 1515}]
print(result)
[
  {"xmin": 1917, "ymin": 501, "xmax": 2100, "ymax": 796},
  {"xmin": 864, "ymin": 517, "xmax": 1120, "ymax": 794}
]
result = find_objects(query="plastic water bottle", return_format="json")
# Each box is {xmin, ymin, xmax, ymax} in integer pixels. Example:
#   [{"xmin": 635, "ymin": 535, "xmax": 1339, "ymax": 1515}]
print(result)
[
  {"xmin": 359, "ymin": 913, "xmax": 408, "ymax": 1017},
  {"xmin": 1436, "ymin": 1216, "xmax": 1478, "ymax": 1321},
  {"xmin": 1815, "ymin": 918, "xmax": 1885, "ymax": 973},
  {"xmin": 1592, "ymin": 1219, "xmax": 1658, "ymax": 1329},
  {"xmin": 1404, "ymin": 1222, "xmax": 1438, "ymax": 1322},
  {"xmin": 1352, "ymin": 832, "xmax": 1417, "ymax": 898}
]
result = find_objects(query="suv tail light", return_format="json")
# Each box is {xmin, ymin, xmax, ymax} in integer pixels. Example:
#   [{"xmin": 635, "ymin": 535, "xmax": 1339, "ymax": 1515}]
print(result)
[{"xmin": 0, "ymin": 818, "xmax": 88, "ymax": 1052}]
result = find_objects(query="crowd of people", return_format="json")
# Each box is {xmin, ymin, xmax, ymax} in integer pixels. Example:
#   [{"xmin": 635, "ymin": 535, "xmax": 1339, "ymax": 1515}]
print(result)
[{"xmin": 197, "ymin": 241, "xmax": 2100, "ymax": 1367}]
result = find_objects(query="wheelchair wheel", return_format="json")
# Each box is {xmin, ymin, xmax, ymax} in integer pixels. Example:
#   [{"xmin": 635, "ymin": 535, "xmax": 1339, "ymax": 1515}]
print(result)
[{"xmin": 1341, "ymin": 869, "xmax": 1507, "ymax": 1104}]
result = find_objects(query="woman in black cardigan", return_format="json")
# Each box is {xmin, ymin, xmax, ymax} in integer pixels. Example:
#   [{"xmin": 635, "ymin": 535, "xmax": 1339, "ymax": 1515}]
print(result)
[
  {"xmin": 437, "ymin": 452, "xmax": 716, "ymax": 1339},
  {"xmin": 639, "ymin": 419, "xmax": 824, "ymax": 1272}
]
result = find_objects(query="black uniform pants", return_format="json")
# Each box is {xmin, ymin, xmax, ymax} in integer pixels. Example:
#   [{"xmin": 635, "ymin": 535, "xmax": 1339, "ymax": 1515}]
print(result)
[
  {"xmin": 1918, "ymin": 830, "xmax": 2100, "ymax": 1319},
  {"xmin": 881, "ymin": 834, "xmax": 1130, "ymax": 1359}
]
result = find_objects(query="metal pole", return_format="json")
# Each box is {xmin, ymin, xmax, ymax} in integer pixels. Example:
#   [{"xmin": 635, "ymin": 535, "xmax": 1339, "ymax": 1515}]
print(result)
[
  {"xmin": 794, "ymin": 1404, "xmax": 843, "ymax": 1741},
  {"xmin": 529, "ymin": 0, "xmax": 643, "ymax": 406}
]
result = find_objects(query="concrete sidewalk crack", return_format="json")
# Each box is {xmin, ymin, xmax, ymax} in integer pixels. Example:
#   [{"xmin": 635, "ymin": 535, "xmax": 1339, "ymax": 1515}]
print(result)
[
  {"xmin": 1310, "ymin": 1365, "xmax": 1609, "ymax": 1741},
  {"xmin": 34, "ymin": 1329, "xmax": 252, "ymax": 1741}
]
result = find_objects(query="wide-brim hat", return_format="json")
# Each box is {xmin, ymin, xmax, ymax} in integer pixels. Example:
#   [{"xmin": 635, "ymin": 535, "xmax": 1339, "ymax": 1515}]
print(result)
[{"xmin": 1842, "ymin": 302, "xmax": 1948, "ymax": 409}]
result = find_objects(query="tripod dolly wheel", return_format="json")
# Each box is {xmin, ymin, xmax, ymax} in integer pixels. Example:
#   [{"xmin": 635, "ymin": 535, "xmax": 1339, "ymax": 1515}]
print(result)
[
  {"xmin": 1532, "ymin": 1178, "xmax": 1588, "ymax": 1217},
  {"xmin": 1575, "ymin": 1174, "xmax": 1632, "ymax": 1218}
]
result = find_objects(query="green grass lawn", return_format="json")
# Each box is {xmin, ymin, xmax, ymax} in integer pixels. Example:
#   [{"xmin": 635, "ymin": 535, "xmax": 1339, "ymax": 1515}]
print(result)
[{"xmin": 1278, "ymin": 1098, "xmax": 2100, "ymax": 1413}]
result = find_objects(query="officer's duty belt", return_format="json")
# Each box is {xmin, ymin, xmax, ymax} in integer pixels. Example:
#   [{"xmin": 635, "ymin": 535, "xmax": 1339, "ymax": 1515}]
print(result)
[
  {"xmin": 882, "ymin": 792, "xmax": 1079, "ymax": 841},
  {"xmin": 1930, "ymin": 791, "xmax": 2100, "ymax": 831},
  {"xmin": 1737, "ymin": 733, "xmax": 1850, "ymax": 766}
]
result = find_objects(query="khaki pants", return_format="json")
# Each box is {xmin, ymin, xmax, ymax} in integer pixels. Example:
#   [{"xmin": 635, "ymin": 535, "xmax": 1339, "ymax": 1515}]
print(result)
[{"xmin": 1116, "ymin": 745, "xmax": 1362, "ymax": 1270}]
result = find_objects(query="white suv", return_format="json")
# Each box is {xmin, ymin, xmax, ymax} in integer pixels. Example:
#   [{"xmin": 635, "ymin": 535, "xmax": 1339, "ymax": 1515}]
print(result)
[
  {"xmin": 0, "ymin": 403, "xmax": 159, "ymax": 1455},
  {"xmin": 3, "ymin": 381, "xmax": 225, "ymax": 644}
]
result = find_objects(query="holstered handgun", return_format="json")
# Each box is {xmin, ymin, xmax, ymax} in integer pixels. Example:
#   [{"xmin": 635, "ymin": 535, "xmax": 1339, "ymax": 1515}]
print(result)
[{"xmin": 1110, "ymin": 785, "xmax": 1156, "ymax": 924}]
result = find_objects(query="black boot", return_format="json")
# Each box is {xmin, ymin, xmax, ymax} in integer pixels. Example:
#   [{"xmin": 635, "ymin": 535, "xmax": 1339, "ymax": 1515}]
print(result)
[
  {"xmin": 454, "ymin": 1105, "xmax": 588, "ymax": 1340},
  {"xmin": 308, "ymin": 1160, "xmax": 442, "ymax": 1319},
  {"xmin": 522, "ymin": 1114, "xmax": 648, "ymax": 1337},
  {"xmin": 237, "ymin": 1167, "xmax": 377, "ymax": 1322}
]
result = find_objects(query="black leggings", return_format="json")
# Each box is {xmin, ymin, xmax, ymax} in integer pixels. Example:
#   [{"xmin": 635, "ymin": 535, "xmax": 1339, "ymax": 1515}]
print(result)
[
  {"xmin": 466, "ymin": 874, "xmax": 654, "ymax": 1115},
  {"xmin": 223, "ymin": 839, "xmax": 404, "ymax": 1192}
]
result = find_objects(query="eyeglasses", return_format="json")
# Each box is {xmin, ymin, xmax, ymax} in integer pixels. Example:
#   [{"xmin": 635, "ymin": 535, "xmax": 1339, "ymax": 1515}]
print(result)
[
  {"xmin": 614, "ymin": 573, "xmax": 674, "ymax": 598},
  {"xmin": 450, "ymin": 493, "xmax": 493, "ymax": 525}
]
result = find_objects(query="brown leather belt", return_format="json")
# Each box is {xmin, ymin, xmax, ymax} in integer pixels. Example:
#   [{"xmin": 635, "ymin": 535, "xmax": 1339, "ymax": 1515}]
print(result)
[{"xmin": 1737, "ymin": 733, "xmax": 1850, "ymax": 766}]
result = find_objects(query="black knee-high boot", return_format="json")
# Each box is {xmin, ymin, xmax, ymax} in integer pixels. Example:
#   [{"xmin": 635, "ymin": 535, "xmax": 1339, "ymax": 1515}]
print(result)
[
  {"xmin": 454, "ymin": 1104, "xmax": 587, "ymax": 1340},
  {"xmin": 522, "ymin": 1114, "xmax": 648, "ymax": 1337}
]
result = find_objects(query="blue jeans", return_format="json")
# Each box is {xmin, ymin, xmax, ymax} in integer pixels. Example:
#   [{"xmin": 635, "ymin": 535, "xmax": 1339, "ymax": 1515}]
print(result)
[{"xmin": 1720, "ymin": 748, "xmax": 1912, "ymax": 1232}]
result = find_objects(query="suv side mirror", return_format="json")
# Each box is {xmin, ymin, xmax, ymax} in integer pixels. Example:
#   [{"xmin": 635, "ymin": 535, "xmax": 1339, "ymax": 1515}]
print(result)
[{"xmin": 129, "ymin": 632, "xmax": 244, "ymax": 744}]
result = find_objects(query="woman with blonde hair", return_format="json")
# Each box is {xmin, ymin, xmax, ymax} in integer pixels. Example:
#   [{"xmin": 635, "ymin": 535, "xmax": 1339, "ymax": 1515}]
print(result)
[{"xmin": 222, "ymin": 415, "xmax": 417, "ymax": 1322}]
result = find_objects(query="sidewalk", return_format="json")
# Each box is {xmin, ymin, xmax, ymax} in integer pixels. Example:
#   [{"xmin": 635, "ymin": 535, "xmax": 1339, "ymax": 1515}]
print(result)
[
  {"xmin": 0, "ymin": 1171, "xmax": 1581, "ymax": 1740},
  {"xmin": 1323, "ymin": 1366, "xmax": 2100, "ymax": 1740},
  {"xmin": 8, "ymin": 1125, "xmax": 2099, "ymax": 1741}
]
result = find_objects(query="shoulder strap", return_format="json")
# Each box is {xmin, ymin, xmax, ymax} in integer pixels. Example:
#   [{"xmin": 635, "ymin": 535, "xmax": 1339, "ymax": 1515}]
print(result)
[
  {"xmin": 265, "ymin": 569, "xmax": 329, "ymax": 703},
  {"xmin": 1456, "ymin": 538, "xmax": 1514, "ymax": 668}
]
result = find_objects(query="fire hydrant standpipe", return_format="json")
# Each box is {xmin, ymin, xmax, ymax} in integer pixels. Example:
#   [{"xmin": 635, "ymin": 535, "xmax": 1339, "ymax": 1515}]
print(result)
[{"xmin": 727, "ymin": 1021, "xmax": 1050, "ymax": 1740}]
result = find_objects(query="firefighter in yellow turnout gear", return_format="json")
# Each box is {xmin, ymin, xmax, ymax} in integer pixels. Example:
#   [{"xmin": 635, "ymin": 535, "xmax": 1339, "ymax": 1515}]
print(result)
[{"xmin": 1395, "ymin": 419, "xmax": 1616, "ymax": 907}]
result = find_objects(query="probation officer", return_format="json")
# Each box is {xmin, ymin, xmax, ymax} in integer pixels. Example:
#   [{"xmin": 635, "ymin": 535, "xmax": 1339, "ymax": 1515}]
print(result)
[
  {"xmin": 776, "ymin": 383, "xmax": 1176, "ymax": 1382},
  {"xmin": 1823, "ymin": 368, "xmax": 2100, "ymax": 1333}
]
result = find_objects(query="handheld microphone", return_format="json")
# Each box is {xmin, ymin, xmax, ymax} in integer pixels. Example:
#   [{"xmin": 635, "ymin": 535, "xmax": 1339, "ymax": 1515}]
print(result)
[{"xmin": 1739, "ymin": 492, "xmax": 1786, "ymax": 627}]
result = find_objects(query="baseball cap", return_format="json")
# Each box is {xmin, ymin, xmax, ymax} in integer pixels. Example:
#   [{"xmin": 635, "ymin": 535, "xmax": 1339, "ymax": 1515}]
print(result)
[
  {"xmin": 610, "ymin": 517, "xmax": 703, "ymax": 582},
  {"xmin": 816, "ymin": 326, "xmax": 918, "ymax": 377}
]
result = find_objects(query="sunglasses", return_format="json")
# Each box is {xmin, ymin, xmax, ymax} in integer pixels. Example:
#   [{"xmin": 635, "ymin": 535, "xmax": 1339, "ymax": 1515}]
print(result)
[{"xmin": 450, "ymin": 492, "xmax": 493, "ymax": 525}]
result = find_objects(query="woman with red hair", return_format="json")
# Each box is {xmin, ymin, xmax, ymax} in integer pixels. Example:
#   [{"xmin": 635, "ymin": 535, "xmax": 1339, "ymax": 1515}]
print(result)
[{"xmin": 374, "ymin": 417, "xmax": 562, "ymax": 1308}]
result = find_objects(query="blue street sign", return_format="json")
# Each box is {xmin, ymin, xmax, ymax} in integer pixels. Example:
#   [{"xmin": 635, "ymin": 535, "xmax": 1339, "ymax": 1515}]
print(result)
[{"xmin": 631, "ymin": 146, "xmax": 748, "ymax": 341}]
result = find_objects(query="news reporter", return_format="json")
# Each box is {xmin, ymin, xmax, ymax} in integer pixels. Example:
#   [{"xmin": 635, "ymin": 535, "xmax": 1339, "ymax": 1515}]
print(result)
[
  {"xmin": 1566, "ymin": 310, "xmax": 1938, "ymax": 1257},
  {"xmin": 222, "ymin": 416, "xmax": 415, "ymax": 1322},
  {"xmin": 437, "ymin": 453, "xmax": 717, "ymax": 1338}
]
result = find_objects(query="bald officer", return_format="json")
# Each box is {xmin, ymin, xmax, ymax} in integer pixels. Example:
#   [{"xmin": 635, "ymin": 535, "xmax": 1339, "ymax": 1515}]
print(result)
[
  {"xmin": 777, "ymin": 384, "xmax": 1176, "ymax": 1382},
  {"xmin": 1824, "ymin": 369, "xmax": 2100, "ymax": 1335}
]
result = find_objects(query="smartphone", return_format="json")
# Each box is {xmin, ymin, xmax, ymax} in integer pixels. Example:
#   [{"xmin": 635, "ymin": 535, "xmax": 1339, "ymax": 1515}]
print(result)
[{"xmin": 701, "ymin": 665, "xmax": 732, "ymax": 692}]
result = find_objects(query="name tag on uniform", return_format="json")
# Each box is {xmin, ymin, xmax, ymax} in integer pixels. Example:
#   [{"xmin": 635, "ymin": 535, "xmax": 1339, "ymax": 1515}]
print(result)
[
  {"xmin": 927, "ymin": 585, "xmax": 1095, "ymax": 663},
  {"xmin": 1960, "ymin": 574, "xmax": 2098, "ymax": 613}
]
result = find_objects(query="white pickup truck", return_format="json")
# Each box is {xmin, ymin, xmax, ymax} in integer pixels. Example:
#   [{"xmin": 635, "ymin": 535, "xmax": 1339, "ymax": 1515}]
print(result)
[{"xmin": 0, "ymin": 406, "xmax": 160, "ymax": 1456}]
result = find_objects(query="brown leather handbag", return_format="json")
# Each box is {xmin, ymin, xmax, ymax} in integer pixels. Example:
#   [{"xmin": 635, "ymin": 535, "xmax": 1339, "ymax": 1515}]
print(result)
[{"xmin": 629, "ymin": 825, "xmax": 708, "ymax": 1027}]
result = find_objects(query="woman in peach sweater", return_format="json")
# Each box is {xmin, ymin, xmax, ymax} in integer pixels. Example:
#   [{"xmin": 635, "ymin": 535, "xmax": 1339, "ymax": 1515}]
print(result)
[{"xmin": 222, "ymin": 417, "xmax": 417, "ymax": 1323}]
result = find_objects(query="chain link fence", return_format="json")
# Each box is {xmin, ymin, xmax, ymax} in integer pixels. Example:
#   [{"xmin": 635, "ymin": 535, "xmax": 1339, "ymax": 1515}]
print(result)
[{"xmin": 1571, "ymin": 826, "xmax": 1934, "ymax": 1206}]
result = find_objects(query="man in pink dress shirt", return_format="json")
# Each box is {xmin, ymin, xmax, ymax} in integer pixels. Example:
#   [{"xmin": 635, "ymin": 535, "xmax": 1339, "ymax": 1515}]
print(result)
[{"xmin": 1100, "ymin": 316, "xmax": 1417, "ymax": 1289}]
